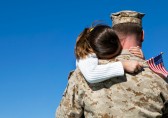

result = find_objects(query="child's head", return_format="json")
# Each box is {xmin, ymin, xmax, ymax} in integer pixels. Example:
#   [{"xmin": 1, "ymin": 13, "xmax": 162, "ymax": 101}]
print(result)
[{"xmin": 75, "ymin": 25, "xmax": 122, "ymax": 59}]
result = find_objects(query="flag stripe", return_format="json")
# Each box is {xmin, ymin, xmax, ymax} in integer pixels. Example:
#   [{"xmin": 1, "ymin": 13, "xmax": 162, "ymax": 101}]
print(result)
[
  {"xmin": 161, "ymin": 64, "xmax": 168, "ymax": 74},
  {"xmin": 158, "ymin": 64, "xmax": 167, "ymax": 76},
  {"xmin": 149, "ymin": 59, "xmax": 160, "ymax": 73},
  {"xmin": 146, "ymin": 53, "xmax": 168, "ymax": 78}
]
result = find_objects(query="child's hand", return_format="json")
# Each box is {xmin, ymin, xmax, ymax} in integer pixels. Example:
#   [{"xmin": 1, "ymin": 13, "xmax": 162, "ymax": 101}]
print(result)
[
  {"xmin": 121, "ymin": 60, "xmax": 143, "ymax": 73},
  {"xmin": 129, "ymin": 46, "xmax": 144, "ymax": 59}
]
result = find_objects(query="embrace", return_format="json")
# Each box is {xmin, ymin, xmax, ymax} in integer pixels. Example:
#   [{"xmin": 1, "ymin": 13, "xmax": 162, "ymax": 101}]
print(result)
[{"xmin": 56, "ymin": 10, "xmax": 168, "ymax": 118}]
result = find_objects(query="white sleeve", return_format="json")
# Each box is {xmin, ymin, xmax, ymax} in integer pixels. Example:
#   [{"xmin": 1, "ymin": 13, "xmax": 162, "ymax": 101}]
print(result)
[{"xmin": 76, "ymin": 54, "xmax": 124, "ymax": 83}]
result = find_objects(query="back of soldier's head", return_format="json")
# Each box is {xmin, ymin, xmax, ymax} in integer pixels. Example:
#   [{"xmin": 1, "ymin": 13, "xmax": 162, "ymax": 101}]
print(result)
[{"xmin": 111, "ymin": 10, "xmax": 144, "ymax": 37}]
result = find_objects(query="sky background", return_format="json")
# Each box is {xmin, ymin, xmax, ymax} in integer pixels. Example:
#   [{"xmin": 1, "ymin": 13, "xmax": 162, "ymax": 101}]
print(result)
[{"xmin": 0, "ymin": 0, "xmax": 168, "ymax": 118}]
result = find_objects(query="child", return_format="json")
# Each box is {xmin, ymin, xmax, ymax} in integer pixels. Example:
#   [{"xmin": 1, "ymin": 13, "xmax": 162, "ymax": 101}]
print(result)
[{"xmin": 75, "ymin": 25, "xmax": 143, "ymax": 83}]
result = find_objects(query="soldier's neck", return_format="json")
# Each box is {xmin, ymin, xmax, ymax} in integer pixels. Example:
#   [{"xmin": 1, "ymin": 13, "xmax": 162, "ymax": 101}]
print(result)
[{"xmin": 121, "ymin": 37, "xmax": 140, "ymax": 49}]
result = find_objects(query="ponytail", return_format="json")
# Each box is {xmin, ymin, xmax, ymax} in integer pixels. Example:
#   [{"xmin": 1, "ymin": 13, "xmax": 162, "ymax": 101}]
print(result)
[{"xmin": 75, "ymin": 28, "xmax": 93, "ymax": 59}]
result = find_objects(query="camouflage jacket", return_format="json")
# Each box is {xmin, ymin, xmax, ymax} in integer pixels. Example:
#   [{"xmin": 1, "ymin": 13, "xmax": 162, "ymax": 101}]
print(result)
[{"xmin": 56, "ymin": 50, "xmax": 168, "ymax": 118}]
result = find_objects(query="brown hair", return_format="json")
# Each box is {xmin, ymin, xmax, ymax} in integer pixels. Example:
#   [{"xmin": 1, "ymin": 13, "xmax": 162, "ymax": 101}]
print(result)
[
  {"xmin": 113, "ymin": 23, "xmax": 143, "ymax": 37},
  {"xmin": 75, "ymin": 25, "xmax": 121, "ymax": 59},
  {"xmin": 75, "ymin": 28, "xmax": 93, "ymax": 59}
]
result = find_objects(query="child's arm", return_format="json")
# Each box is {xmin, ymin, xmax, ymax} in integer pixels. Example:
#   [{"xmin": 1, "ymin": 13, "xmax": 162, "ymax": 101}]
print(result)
[
  {"xmin": 76, "ymin": 53, "xmax": 124, "ymax": 83},
  {"xmin": 77, "ymin": 46, "xmax": 144, "ymax": 84}
]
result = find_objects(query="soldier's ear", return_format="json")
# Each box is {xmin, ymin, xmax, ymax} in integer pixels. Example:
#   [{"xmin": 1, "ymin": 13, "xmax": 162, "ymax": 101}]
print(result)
[{"xmin": 141, "ymin": 30, "xmax": 144, "ymax": 42}]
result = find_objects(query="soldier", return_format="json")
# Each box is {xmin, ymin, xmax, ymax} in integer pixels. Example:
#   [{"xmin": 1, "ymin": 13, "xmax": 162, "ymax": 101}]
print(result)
[{"xmin": 56, "ymin": 10, "xmax": 168, "ymax": 118}]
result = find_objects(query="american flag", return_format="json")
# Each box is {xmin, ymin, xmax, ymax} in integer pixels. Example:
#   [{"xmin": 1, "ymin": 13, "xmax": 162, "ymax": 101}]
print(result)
[{"xmin": 146, "ymin": 52, "xmax": 168, "ymax": 78}]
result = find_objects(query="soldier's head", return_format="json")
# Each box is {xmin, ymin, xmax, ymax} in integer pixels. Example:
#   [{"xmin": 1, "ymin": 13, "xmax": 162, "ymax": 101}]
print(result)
[
  {"xmin": 75, "ymin": 25, "xmax": 121, "ymax": 59},
  {"xmin": 110, "ymin": 10, "xmax": 145, "ymax": 49}
]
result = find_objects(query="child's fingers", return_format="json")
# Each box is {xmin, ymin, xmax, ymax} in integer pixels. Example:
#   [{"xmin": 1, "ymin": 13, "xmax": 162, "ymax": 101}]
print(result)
[
  {"xmin": 129, "ymin": 51, "xmax": 142, "ymax": 55},
  {"xmin": 129, "ymin": 46, "xmax": 141, "ymax": 52},
  {"xmin": 138, "ymin": 62, "xmax": 143, "ymax": 67},
  {"xmin": 129, "ymin": 46, "xmax": 141, "ymax": 50},
  {"xmin": 129, "ymin": 48, "xmax": 141, "ymax": 53},
  {"xmin": 134, "ymin": 63, "xmax": 143, "ymax": 73},
  {"xmin": 129, "ymin": 51, "xmax": 142, "ymax": 57},
  {"xmin": 138, "ymin": 63, "xmax": 143, "ymax": 69},
  {"xmin": 129, "ymin": 48, "xmax": 144, "ymax": 58},
  {"xmin": 129, "ymin": 50, "xmax": 142, "ymax": 55}
]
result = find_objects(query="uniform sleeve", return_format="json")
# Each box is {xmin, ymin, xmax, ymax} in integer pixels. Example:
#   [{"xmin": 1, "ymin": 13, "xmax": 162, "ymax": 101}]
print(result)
[
  {"xmin": 56, "ymin": 72, "xmax": 84, "ymax": 118},
  {"xmin": 76, "ymin": 54, "xmax": 124, "ymax": 83}
]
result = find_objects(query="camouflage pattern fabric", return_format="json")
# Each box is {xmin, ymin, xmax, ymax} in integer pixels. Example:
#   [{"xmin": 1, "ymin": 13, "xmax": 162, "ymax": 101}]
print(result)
[
  {"xmin": 111, "ymin": 10, "xmax": 145, "ymax": 27},
  {"xmin": 56, "ymin": 50, "xmax": 168, "ymax": 118}
]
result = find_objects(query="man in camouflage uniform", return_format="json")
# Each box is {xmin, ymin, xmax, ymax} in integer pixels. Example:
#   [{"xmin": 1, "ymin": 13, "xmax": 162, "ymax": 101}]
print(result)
[{"xmin": 56, "ymin": 10, "xmax": 168, "ymax": 118}]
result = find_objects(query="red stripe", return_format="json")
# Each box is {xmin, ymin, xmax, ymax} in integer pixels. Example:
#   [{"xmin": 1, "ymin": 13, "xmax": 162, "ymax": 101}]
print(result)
[
  {"xmin": 150, "ymin": 59, "xmax": 160, "ymax": 73},
  {"xmin": 159, "ymin": 64, "xmax": 167, "ymax": 75},
  {"xmin": 147, "ymin": 58, "xmax": 168, "ymax": 77},
  {"xmin": 160, "ymin": 63, "xmax": 168, "ymax": 74},
  {"xmin": 154, "ymin": 61, "xmax": 167, "ymax": 77},
  {"xmin": 147, "ymin": 59, "xmax": 159, "ymax": 73},
  {"xmin": 157, "ymin": 64, "xmax": 167, "ymax": 76}
]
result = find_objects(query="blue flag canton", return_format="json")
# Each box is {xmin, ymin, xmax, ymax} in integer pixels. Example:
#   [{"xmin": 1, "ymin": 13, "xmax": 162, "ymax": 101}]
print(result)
[{"xmin": 154, "ymin": 54, "xmax": 163, "ymax": 65}]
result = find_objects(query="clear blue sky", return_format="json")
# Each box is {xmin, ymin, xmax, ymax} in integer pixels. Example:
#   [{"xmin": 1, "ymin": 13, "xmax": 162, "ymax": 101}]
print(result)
[{"xmin": 0, "ymin": 0, "xmax": 168, "ymax": 118}]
